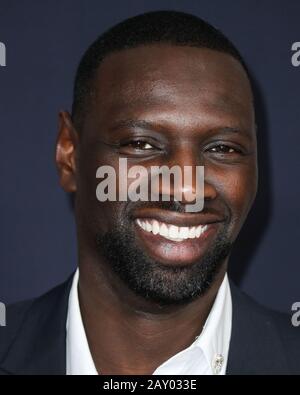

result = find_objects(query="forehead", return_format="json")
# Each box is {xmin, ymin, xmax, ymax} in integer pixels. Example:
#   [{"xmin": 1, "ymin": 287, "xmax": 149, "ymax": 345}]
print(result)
[{"xmin": 87, "ymin": 44, "xmax": 254, "ymax": 132}]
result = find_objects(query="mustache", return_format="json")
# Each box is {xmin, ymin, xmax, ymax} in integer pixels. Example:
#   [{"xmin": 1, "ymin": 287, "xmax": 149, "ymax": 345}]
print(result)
[
  {"xmin": 125, "ymin": 199, "xmax": 230, "ymax": 220},
  {"xmin": 132, "ymin": 200, "xmax": 188, "ymax": 213}
]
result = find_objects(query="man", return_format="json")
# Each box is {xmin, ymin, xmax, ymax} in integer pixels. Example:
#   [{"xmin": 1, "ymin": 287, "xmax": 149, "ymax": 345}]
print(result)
[{"xmin": 0, "ymin": 10, "xmax": 299, "ymax": 375}]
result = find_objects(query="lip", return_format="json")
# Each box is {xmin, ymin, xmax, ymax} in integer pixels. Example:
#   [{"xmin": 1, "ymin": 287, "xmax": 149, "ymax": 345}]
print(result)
[
  {"xmin": 131, "ymin": 208, "xmax": 224, "ymax": 227},
  {"xmin": 133, "ymin": 211, "xmax": 223, "ymax": 266}
]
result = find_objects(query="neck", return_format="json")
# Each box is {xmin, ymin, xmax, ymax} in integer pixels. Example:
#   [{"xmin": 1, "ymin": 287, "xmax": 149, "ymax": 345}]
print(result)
[{"xmin": 78, "ymin": 252, "xmax": 227, "ymax": 375}]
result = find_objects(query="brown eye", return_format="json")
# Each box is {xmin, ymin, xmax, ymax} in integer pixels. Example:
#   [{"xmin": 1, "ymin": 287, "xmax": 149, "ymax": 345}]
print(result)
[
  {"xmin": 129, "ymin": 141, "xmax": 154, "ymax": 150},
  {"xmin": 118, "ymin": 139, "xmax": 159, "ymax": 156},
  {"xmin": 126, "ymin": 141, "xmax": 155, "ymax": 150},
  {"xmin": 209, "ymin": 145, "xmax": 238, "ymax": 154}
]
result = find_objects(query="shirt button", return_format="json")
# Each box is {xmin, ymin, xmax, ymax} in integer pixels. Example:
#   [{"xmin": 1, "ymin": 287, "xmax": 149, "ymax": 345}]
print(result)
[{"xmin": 212, "ymin": 354, "xmax": 224, "ymax": 375}]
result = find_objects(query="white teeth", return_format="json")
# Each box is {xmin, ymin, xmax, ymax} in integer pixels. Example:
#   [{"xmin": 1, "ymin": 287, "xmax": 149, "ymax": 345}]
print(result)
[
  {"xmin": 160, "ymin": 223, "xmax": 169, "ymax": 237},
  {"xmin": 152, "ymin": 220, "xmax": 159, "ymax": 235},
  {"xmin": 146, "ymin": 221, "xmax": 152, "ymax": 232},
  {"xmin": 136, "ymin": 219, "xmax": 208, "ymax": 242},
  {"xmin": 169, "ymin": 225, "xmax": 179, "ymax": 238},
  {"xmin": 195, "ymin": 226, "xmax": 202, "ymax": 237},
  {"xmin": 189, "ymin": 226, "xmax": 196, "ymax": 238},
  {"xmin": 136, "ymin": 218, "xmax": 145, "ymax": 230},
  {"xmin": 202, "ymin": 225, "xmax": 208, "ymax": 233},
  {"xmin": 178, "ymin": 227, "xmax": 189, "ymax": 239}
]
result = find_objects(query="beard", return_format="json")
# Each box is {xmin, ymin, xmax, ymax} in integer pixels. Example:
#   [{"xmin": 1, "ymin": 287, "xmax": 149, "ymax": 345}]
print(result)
[
  {"xmin": 94, "ymin": 198, "xmax": 232, "ymax": 306},
  {"xmin": 95, "ymin": 214, "xmax": 232, "ymax": 307}
]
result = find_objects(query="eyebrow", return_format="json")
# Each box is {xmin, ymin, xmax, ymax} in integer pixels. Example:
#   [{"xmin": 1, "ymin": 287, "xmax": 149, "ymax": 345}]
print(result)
[
  {"xmin": 109, "ymin": 118, "xmax": 251, "ymax": 137},
  {"xmin": 109, "ymin": 119, "xmax": 159, "ymax": 132}
]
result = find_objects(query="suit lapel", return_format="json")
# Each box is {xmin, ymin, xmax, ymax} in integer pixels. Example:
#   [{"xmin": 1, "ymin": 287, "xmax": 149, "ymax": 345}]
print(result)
[
  {"xmin": 226, "ymin": 280, "xmax": 290, "ymax": 375},
  {"xmin": 0, "ymin": 274, "xmax": 291, "ymax": 375},
  {"xmin": 0, "ymin": 275, "xmax": 73, "ymax": 375}
]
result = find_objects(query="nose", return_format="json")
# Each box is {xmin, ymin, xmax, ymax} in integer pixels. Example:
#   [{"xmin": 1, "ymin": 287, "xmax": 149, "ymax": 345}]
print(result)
[{"xmin": 153, "ymin": 145, "xmax": 218, "ymax": 209}]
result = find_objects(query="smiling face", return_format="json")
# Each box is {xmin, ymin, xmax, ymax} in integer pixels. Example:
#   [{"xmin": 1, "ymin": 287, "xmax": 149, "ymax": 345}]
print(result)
[{"xmin": 57, "ymin": 44, "xmax": 257, "ymax": 306}]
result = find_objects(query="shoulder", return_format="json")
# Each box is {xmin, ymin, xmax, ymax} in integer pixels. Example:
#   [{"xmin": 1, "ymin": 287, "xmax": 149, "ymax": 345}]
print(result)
[
  {"xmin": 0, "ymin": 276, "xmax": 73, "ymax": 374},
  {"xmin": 236, "ymin": 284, "xmax": 299, "ymax": 345},
  {"xmin": 268, "ymin": 307, "xmax": 300, "ymax": 373},
  {"xmin": 228, "ymin": 280, "xmax": 300, "ymax": 374},
  {"xmin": 0, "ymin": 299, "xmax": 34, "ymax": 359}
]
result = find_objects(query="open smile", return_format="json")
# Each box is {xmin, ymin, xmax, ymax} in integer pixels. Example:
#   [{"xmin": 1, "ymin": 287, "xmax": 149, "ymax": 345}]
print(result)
[
  {"xmin": 136, "ymin": 218, "xmax": 208, "ymax": 242},
  {"xmin": 133, "ymin": 212, "xmax": 223, "ymax": 266}
]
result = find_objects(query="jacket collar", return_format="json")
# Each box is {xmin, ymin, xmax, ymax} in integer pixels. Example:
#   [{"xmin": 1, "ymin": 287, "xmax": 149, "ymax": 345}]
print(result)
[
  {"xmin": 226, "ymin": 280, "xmax": 290, "ymax": 375},
  {"xmin": 1, "ymin": 275, "xmax": 73, "ymax": 375},
  {"xmin": 0, "ymin": 275, "xmax": 290, "ymax": 375}
]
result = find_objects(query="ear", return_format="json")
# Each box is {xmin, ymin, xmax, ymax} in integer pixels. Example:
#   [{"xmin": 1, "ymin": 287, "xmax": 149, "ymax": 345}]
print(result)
[{"xmin": 55, "ymin": 111, "xmax": 79, "ymax": 193}]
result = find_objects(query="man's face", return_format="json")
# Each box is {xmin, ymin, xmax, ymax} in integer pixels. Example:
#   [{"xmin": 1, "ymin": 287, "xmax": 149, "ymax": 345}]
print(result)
[{"xmin": 61, "ymin": 45, "xmax": 257, "ymax": 305}]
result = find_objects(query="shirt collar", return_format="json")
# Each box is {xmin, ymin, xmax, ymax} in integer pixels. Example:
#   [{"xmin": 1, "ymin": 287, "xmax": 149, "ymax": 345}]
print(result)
[
  {"xmin": 152, "ymin": 273, "xmax": 232, "ymax": 375},
  {"xmin": 66, "ymin": 269, "xmax": 232, "ymax": 375},
  {"xmin": 194, "ymin": 272, "xmax": 232, "ymax": 374},
  {"xmin": 66, "ymin": 269, "xmax": 98, "ymax": 375}
]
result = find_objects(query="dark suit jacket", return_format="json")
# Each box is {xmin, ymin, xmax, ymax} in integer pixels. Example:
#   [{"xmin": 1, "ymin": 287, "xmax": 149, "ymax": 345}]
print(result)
[{"xmin": 0, "ymin": 275, "xmax": 299, "ymax": 375}]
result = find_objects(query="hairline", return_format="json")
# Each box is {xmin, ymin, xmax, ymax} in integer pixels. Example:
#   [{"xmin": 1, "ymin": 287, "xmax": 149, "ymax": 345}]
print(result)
[{"xmin": 72, "ymin": 42, "xmax": 253, "ymax": 131}]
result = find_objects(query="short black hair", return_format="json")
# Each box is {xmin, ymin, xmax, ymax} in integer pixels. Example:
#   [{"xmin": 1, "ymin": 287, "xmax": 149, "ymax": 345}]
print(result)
[{"xmin": 72, "ymin": 10, "xmax": 249, "ymax": 129}]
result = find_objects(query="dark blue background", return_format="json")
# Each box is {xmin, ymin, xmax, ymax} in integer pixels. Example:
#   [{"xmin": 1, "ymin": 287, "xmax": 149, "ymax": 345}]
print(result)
[{"xmin": 0, "ymin": 0, "xmax": 299, "ymax": 313}]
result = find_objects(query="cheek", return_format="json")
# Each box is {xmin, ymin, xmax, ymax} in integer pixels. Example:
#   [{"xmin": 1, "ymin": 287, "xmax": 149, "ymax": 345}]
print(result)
[
  {"xmin": 76, "ymin": 151, "xmax": 125, "ymax": 234},
  {"xmin": 210, "ymin": 164, "xmax": 257, "ymax": 230},
  {"xmin": 226, "ymin": 175, "xmax": 254, "ymax": 213}
]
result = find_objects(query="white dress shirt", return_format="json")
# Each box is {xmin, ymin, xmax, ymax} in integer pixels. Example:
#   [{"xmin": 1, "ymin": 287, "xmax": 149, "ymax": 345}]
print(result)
[{"xmin": 66, "ymin": 269, "xmax": 232, "ymax": 375}]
